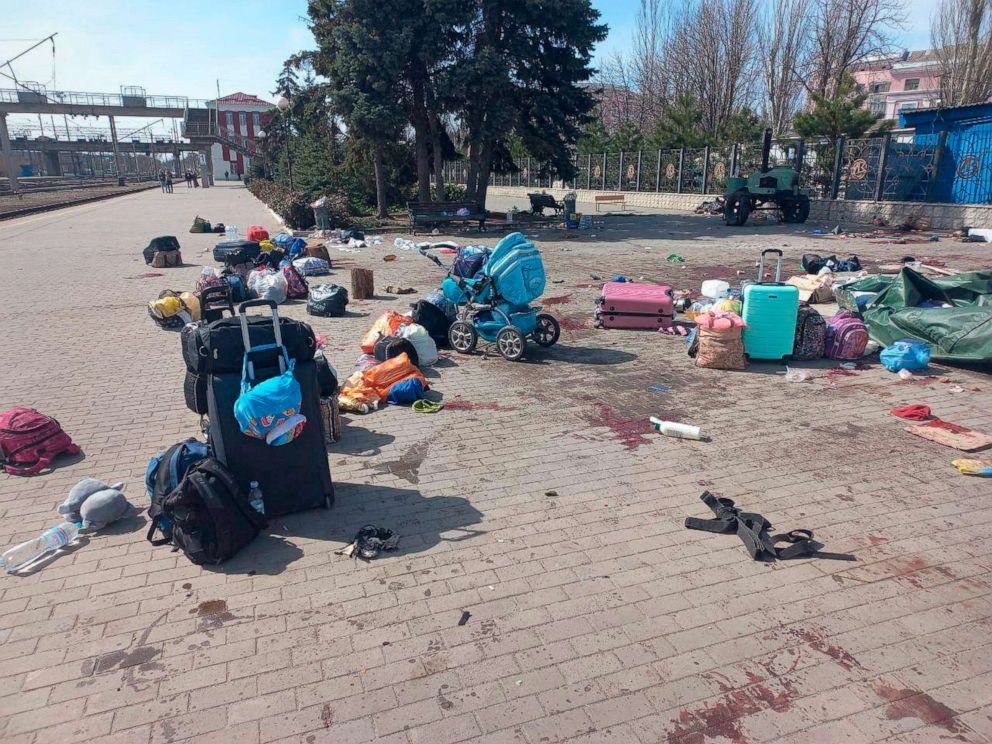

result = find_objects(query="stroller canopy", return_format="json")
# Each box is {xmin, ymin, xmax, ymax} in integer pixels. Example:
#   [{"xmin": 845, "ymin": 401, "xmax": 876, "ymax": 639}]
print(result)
[{"xmin": 485, "ymin": 232, "xmax": 547, "ymax": 307}]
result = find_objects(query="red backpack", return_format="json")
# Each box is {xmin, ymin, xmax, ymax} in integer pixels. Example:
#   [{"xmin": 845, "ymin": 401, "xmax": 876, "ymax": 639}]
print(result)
[{"xmin": 0, "ymin": 408, "xmax": 81, "ymax": 476}]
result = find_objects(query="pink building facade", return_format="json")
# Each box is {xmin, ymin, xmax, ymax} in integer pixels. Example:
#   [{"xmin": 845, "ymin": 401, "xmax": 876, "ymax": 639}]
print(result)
[{"xmin": 851, "ymin": 51, "xmax": 941, "ymax": 122}]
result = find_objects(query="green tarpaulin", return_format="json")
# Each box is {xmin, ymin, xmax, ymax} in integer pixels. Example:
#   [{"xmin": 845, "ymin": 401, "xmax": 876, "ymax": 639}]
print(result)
[{"xmin": 836, "ymin": 268, "xmax": 992, "ymax": 363}]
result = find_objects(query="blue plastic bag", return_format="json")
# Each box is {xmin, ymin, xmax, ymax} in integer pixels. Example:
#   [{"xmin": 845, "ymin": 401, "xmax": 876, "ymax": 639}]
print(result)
[
  {"xmin": 387, "ymin": 378, "xmax": 425, "ymax": 404},
  {"xmin": 880, "ymin": 339, "xmax": 931, "ymax": 372}
]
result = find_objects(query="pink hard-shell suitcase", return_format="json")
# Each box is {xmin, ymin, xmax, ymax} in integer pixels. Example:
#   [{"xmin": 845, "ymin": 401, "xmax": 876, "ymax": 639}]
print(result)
[{"xmin": 596, "ymin": 282, "xmax": 674, "ymax": 329}]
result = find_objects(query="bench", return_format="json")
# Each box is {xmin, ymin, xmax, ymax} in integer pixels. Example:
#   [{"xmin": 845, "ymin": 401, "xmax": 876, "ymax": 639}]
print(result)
[
  {"xmin": 595, "ymin": 193, "xmax": 626, "ymax": 212},
  {"xmin": 408, "ymin": 201, "xmax": 486, "ymax": 234},
  {"xmin": 527, "ymin": 192, "xmax": 563, "ymax": 216}
]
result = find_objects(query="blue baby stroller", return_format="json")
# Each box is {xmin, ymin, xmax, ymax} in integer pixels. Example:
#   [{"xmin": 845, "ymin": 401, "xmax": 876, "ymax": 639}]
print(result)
[{"xmin": 420, "ymin": 232, "xmax": 560, "ymax": 361}]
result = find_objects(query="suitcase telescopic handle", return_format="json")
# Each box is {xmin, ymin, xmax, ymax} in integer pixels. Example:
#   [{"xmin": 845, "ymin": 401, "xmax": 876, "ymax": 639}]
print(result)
[
  {"xmin": 237, "ymin": 299, "xmax": 286, "ymax": 377},
  {"xmin": 757, "ymin": 248, "xmax": 784, "ymax": 283}
]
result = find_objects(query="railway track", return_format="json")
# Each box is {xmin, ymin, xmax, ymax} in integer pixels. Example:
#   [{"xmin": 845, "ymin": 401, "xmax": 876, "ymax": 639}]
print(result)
[{"xmin": 0, "ymin": 181, "xmax": 160, "ymax": 220}]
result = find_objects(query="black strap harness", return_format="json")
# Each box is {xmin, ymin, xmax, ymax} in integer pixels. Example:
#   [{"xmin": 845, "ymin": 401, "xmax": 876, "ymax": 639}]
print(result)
[{"xmin": 685, "ymin": 492, "xmax": 855, "ymax": 562}]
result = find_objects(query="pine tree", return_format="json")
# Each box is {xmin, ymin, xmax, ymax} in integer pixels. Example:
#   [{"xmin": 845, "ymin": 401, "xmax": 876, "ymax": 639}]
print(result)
[{"xmin": 794, "ymin": 74, "xmax": 890, "ymax": 140}]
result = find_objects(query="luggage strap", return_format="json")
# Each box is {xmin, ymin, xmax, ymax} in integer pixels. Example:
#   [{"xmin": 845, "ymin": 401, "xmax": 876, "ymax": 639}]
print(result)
[{"xmin": 685, "ymin": 492, "xmax": 854, "ymax": 562}]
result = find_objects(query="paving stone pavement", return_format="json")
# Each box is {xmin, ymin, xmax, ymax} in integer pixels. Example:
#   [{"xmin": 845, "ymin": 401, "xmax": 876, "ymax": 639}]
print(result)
[{"xmin": 1, "ymin": 182, "xmax": 991, "ymax": 744}]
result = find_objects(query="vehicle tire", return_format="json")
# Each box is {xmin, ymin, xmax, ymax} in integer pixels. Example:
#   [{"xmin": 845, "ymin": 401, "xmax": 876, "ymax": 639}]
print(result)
[
  {"xmin": 496, "ymin": 327, "xmax": 526, "ymax": 361},
  {"xmin": 724, "ymin": 191, "xmax": 750, "ymax": 226},
  {"xmin": 780, "ymin": 198, "xmax": 811, "ymax": 224},
  {"xmin": 448, "ymin": 321, "xmax": 478, "ymax": 354},
  {"xmin": 534, "ymin": 314, "xmax": 561, "ymax": 347}
]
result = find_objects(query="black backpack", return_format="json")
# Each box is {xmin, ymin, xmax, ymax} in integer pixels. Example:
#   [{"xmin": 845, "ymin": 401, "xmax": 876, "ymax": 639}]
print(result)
[
  {"xmin": 147, "ymin": 459, "xmax": 266, "ymax": 565},
  {"xmin": 373, "ymin": 336, "xmax": 419, "ymax": 367},
  {"xmin": 143, "ymin": 236, "xmax": 180, "ymax": 265},
  {"xmin": 410, "ymin": 300, "xmax": 451, "ymax": 347}
]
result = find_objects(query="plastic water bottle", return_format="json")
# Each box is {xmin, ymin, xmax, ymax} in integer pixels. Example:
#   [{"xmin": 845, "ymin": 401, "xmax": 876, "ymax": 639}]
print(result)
[
  {"xmin": 0, "ymin": 522, "xmax": 80, "ymax": 574},
  {"xmin": 650, "ymin": 417, "xmax": 702, "ymax": 440},
  {"xmin": 248, "ymin": 481, "xmax": 265, "ymax": 515}
]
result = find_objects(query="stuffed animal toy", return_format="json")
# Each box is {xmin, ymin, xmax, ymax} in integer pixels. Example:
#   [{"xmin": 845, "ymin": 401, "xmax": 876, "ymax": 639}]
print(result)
[{"xmin": 58, "ymin": 478, "xmax": 132, "ymax": 530}]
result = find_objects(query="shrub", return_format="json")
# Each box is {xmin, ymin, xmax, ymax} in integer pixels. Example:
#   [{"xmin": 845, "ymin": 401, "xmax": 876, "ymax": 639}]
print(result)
[{"xmin": 247, "ymin": 179, "xmax": 359, "ymax": 230}]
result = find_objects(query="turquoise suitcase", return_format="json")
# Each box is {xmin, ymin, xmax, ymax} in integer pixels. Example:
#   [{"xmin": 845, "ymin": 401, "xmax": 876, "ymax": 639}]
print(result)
[{"xmin": 742, "ymin": 249, "xmax": 799, "ymax": 360}]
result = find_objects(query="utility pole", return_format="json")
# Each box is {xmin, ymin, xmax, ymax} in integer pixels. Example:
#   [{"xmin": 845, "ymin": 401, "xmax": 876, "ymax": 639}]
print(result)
[{"xmin": 0, "ymin": 113, "xmax": 18, "ymax": 193}]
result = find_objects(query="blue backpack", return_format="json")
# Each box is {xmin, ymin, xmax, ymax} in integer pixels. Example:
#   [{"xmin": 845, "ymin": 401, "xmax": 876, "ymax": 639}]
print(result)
[
  {"xmin": 223, "ymin": 274, "xmax": 249, "ymax": 303},
  {"xmin": 145, "ymin": 439, "xmax": 210, "ymax": 538}
]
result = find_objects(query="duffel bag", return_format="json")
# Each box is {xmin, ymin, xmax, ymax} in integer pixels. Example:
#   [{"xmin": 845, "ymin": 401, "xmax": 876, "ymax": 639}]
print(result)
[
  {"xmin": 147, "ymin": 458, "xmax": 265, "ymax": 565},
  {"xmin": 214, "ymin": 240, "xmax": 261, "ymax": 265},
  {"xmin": 181, "ymin": 313, "xmax": 317, "ymax": 375},
  {"xmin": 373, "ymin": 335, "xmax": 420, "ymax": 368},
  {"xmin": 307, "ymin": 283, "xmax": 348, "ymax": 317}
]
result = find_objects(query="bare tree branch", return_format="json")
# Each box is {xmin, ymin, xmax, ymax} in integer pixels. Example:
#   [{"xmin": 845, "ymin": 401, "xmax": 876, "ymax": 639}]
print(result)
[{"xmin": 932, "ymin": 0, "xmax": 992, "ymax": 105}]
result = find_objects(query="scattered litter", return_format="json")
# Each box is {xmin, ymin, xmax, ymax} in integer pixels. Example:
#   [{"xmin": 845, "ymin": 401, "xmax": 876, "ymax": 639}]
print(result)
[
  {"xmin": 650, "ymin": 417, "xmax": 701, "ymax": 440},
  {"xmin": 890, "ymin": 405, "xmax": 932, "ymax": 421},
  {"xmin": 784, "ymin": 367, "xmax": 811, "ymax": 383},
  {"xmin": 385, "ymin": 286, "xmax": 415, "ymax": 294},
  {"xmin": 383, "ymin": 254, "xmax": 397, "ymax": 262},
  {"xmin": 553, "ymin": 279, "xmax": 565, "ymax": 284},
  {"xmin": 839, "ymin": 362, "xmax": 857, "ymax": 371},
  {"xmin": 590, "ymin": 274, "xmax": 602, "ymax": 281},
  {"xmin": 684, "ymin": 491, "xmax": 855, "ymax": 562},
  {"xmin": 947, "ymin": 385, "xmax": 965, "ymax": 393},
  {"xmin": 338, "ymin": 526, "xmax": 399, "ymax": 561},
  {"xmin": 649, "ymin": 385, "xmax": 672, "ymax": 394},
  {"xmin": 457, "ymin": 610, "xmax": 471, "ymax": 626},
  {"xmin": 666, "ymin": 253, "xmax": 686, "ymax": 263},
  {"xmin": 898, "ymin": 369, "xmax": 915, "ymax": 381},
  {"xmin": 515, "ymin": 679, "xmax": 523, "ymax": 686},
  {"xmin": 952, "ymin": 459, "xmax": 992, "ymax": 476}
]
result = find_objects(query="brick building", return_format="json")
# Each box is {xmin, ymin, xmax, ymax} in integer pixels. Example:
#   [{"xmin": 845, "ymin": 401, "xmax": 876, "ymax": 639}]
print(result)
[{"xmin": 205, "ymin": 92, "xmax": 273, "ymax": 179}]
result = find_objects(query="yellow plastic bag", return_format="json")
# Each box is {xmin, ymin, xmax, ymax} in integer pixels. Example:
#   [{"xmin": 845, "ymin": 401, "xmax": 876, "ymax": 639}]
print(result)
[{"xmin": 259, "ymin": 239, "xmax": 275, "ymax": 253}]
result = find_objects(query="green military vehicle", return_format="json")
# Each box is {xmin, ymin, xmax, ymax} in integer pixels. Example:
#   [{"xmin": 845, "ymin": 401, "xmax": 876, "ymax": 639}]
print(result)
[{"xmin": 724, "ymin": 130, "xmax": 811, "ymax": 226}]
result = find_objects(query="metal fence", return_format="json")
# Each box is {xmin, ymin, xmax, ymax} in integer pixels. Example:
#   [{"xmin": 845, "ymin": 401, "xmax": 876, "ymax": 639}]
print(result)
[{"xmin": 441, "ymin": 131, "xmax": 992, "ymax": 205}]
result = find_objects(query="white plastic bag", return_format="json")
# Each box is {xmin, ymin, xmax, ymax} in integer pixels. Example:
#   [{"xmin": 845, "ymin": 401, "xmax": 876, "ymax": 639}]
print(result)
[
  {"xmin": 248, "ymin": 268, "xmax": 288, "ymax": 304},
  {"xmin": 398, "ymin": 323, "xmax": 438, "ymax": 366}
]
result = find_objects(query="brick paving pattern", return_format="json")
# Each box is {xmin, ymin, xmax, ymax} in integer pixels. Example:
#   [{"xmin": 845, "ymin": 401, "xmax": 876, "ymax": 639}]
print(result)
[{"xmin": 1, "ymin": 183, "xmax": 991, "ymax": 743}]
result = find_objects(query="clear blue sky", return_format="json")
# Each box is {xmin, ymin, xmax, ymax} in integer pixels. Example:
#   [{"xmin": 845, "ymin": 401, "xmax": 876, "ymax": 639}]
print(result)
[{"xmin": 3, "ymin": 0, "xmax": 940, "ymax": 111}]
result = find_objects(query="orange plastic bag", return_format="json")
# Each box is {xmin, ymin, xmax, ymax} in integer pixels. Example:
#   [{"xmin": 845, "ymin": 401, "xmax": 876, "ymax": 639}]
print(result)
[
  {"xmin": 360, "ymin": 310, "xmax": 413, "ymax": 354},
  {"xmin": 362, "ymin": 353, "xmax": 427, "ymax": 401}
]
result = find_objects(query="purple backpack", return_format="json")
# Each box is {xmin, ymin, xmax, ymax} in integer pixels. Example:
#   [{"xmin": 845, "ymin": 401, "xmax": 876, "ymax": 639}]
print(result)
[{"xmin": 825, "ymin": 310, "xmax": 869, "ymax": 360}]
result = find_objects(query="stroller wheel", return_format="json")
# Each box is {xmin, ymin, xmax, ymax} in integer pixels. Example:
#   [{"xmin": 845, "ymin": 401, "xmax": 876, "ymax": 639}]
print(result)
[
  {"xmin": 496, "ymin": 327, "xmax": 525, "ymax": 361},
  {"xmin": 534, "ymin": 314, "xmax": 561, "ymax": 347},
  {"xmin": 449, "ymin": 321, "xmax": 478, "ymax": 354}
]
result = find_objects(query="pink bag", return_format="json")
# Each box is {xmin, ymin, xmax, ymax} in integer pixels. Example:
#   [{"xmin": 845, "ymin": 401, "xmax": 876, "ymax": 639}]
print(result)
[
  {"xmin": 825, "ymin": 310, "xmax": 869, "ymax": 360},
  {"xmin": 280, "ymin": 262, "xmax": 309, "ymax": 300},
  {"xmin": 0, "ymin": 407, "xmax": 81, "ymax": 476}
]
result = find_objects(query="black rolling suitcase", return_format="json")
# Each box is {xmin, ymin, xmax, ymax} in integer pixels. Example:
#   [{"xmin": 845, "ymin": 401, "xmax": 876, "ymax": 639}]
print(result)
[
  {"xmin": 205, "ymin": 301, "xmax": 333, "ymax": 516},
  {"xmin": 213, "ymin": 240, "xmax": 261, "ymax": 265}
]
